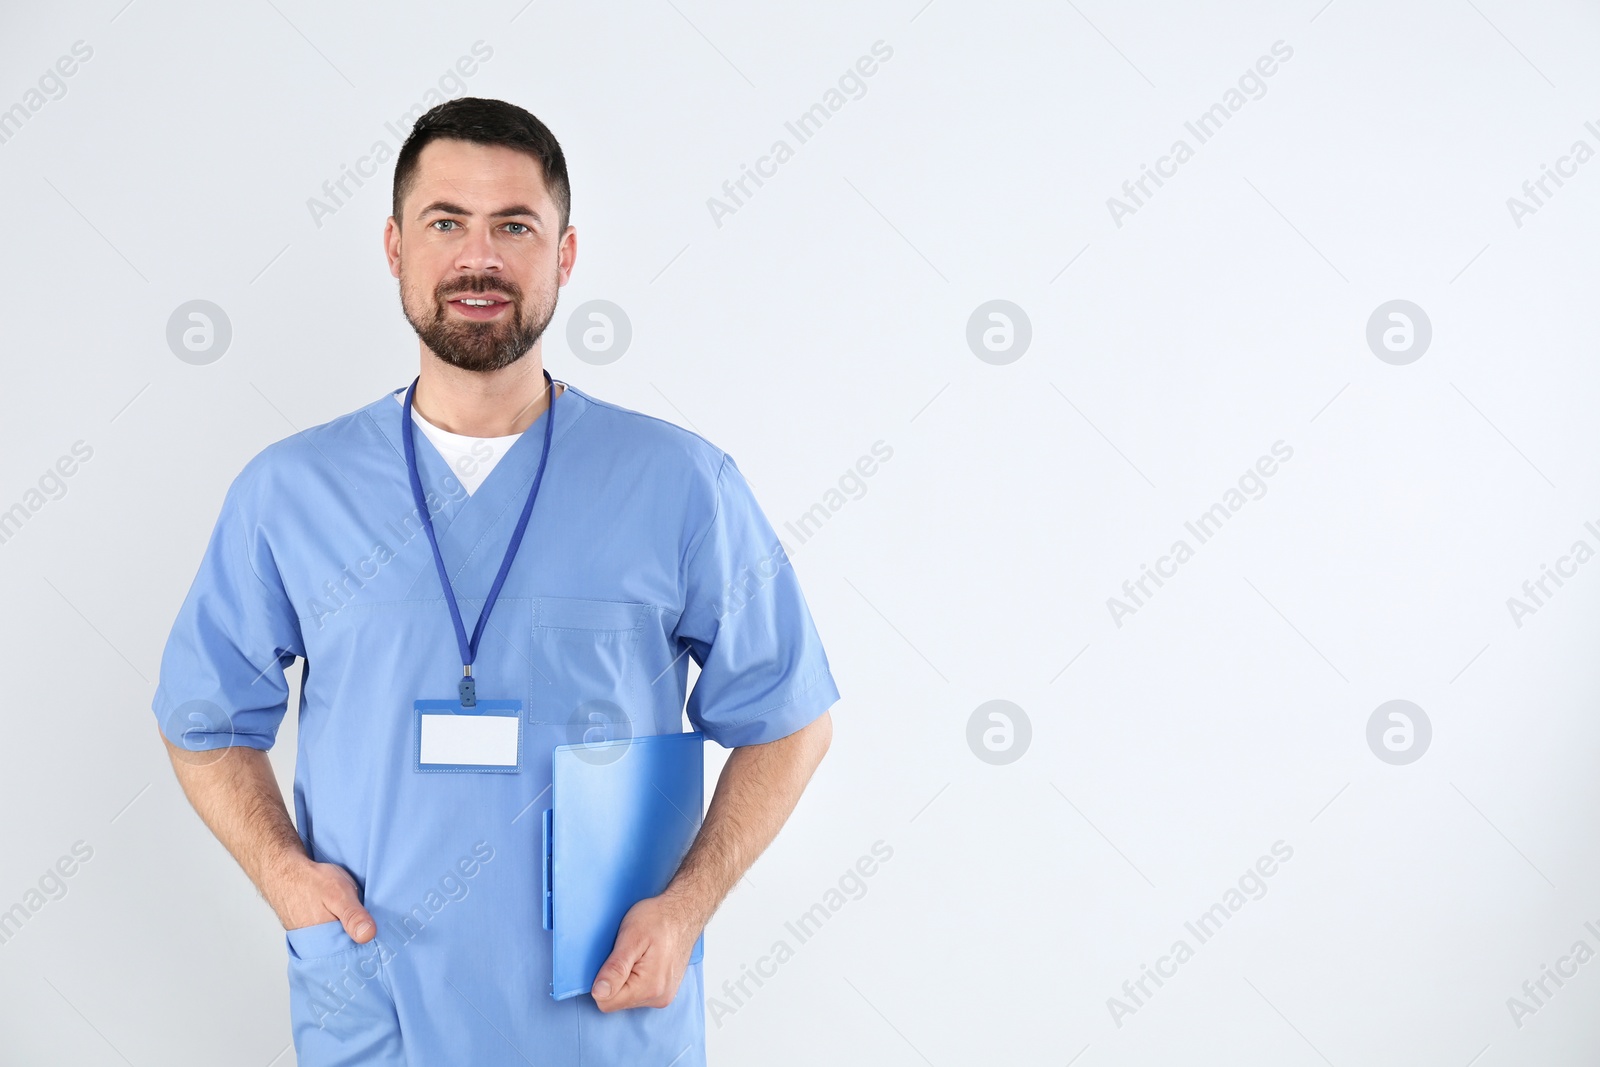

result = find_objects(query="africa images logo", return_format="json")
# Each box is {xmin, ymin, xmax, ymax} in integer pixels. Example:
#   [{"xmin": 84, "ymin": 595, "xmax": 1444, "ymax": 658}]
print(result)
[{"xmin": 305, "ymin": 41, "xmax": 494, "ymax": 229}]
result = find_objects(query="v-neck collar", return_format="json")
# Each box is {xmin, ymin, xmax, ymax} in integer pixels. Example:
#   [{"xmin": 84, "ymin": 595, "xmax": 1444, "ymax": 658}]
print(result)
[{"xmin": 362, "ymin": 378, "xmax": 588, "ymax": 591}]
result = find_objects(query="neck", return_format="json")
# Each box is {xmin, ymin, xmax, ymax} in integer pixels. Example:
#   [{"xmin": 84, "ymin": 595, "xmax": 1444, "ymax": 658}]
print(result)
[{"xmin": 412, "ymin": 347, "xmax": 564, "ymax": 436}]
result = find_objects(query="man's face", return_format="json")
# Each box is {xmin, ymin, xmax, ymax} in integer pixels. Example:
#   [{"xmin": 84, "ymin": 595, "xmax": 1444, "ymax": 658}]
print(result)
[{"xmin": 385, "ymin": 138, "xmax": 575, "ymax": 373}]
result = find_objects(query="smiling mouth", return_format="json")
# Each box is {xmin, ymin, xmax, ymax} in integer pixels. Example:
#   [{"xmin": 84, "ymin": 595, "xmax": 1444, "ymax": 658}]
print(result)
[{"xmin": 446, "ymin": 296, "xmax": 512, "ymax": 319}]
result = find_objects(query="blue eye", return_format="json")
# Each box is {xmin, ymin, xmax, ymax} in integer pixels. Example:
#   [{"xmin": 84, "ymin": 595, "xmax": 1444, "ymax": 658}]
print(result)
[
  {"xmin": 431, "ymin": 219, "xmax": 458, "ymax": 231},
  {"xmin": 504, "ymin": 223, "xmax": 530, "ymax": 235}
]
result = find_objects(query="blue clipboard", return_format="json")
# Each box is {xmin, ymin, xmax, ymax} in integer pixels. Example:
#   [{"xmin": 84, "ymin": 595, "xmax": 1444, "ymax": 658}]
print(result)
[{"xmin": 541, "ymin": 731, "xmax": 706, "ymax": 1000}]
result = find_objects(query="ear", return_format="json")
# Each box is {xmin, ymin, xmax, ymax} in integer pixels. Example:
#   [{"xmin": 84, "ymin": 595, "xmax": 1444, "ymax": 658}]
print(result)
[
  {"xmin": 557, "ymin": 224, "xmax": 577, "ymax": 287},
  {"xmin": 384, "ymin": 216, "xmax": 402, "ymax": 279}
]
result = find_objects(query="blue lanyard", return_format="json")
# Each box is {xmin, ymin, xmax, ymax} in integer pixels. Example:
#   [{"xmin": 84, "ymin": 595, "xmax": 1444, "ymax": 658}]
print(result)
[{"xmin": 401, "ymin": 369, "xmax": 556, "ymax": 707}]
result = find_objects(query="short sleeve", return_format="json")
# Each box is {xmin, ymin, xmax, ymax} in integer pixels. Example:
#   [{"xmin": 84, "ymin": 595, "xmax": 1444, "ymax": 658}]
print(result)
[
  {"xmin": 150, "ymin": 466, "xmax": 305, "ymax": 752},
  {"xmin": 674, "ymin": 453, "xmax": 840, "ymax": 747}
]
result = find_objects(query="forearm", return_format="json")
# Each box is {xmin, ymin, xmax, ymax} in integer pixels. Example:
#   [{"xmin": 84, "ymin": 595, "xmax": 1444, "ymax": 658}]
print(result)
[
  {"xmin": 661, "ymin": 711, "xmax": 832, "ymax": 931},
  {"xmin": 160, "ymin": 732, "xmax": 310, "ymax": 914}
]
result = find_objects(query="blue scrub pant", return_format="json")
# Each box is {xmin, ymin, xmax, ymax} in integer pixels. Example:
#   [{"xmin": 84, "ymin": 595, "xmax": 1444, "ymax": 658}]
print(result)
[{"xmin": 285, "ymin": 919, "xmax": 707, "ymax": 1065}]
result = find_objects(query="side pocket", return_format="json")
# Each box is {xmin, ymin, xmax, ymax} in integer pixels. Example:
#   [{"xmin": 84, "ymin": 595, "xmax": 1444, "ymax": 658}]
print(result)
[
  {"xmin": 285, "ymin": 918, "xmax": 357, "ymax": 961},
  {"xmin": 285, "ymin": 921, "xmax": 397, "ymax": 1052},
  {"xmin": 530, "ymin": 597, "xmax": 648, "ymax": 730}
]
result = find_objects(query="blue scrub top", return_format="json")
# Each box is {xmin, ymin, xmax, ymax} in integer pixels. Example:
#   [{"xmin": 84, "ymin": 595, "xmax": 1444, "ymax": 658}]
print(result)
[{"xmin": 151, "ymin": 379, "xmax": 840, "ymax": 1066}]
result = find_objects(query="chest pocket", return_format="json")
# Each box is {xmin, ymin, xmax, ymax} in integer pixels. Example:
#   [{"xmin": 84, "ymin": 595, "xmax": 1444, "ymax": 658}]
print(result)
[{"xmin": 530, "ymin": 597, "xmax": 649, "ymax": 732}]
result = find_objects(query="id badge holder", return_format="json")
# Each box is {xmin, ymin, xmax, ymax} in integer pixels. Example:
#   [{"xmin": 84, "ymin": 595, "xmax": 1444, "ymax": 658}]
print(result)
[{"xmin": 414, "ymin": 698, "xmax": 523, "ymax": 773}]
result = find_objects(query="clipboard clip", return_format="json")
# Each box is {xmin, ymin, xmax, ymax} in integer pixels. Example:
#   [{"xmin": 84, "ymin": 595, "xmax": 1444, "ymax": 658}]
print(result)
[{"xmin": 541, "ymin": 807, "xmax": 554, "ymax": 932}]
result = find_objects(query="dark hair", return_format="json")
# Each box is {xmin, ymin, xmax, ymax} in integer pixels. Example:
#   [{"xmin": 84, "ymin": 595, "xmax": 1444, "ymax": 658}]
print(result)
[{"xmin": 391, "ymin": 97, "xmax": 570, "ymax": 234}]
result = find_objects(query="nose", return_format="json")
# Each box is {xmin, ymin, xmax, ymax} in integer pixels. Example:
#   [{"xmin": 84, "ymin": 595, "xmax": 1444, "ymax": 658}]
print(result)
[{"xmin": 454, "ymin": 221, "xmax": 504, "ymax": 274}]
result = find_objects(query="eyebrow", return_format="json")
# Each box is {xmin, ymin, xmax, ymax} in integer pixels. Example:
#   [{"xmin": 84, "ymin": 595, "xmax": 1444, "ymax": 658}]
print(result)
[{"xmin": 416, "ymin": 200, "xmax": 542, "ymax": 224}]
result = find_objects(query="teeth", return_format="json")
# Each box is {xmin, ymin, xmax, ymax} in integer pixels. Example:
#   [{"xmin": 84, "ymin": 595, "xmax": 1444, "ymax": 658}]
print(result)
[{"xmin": 459, "ymin": 298, "xmax": 498, "ymax": 306}]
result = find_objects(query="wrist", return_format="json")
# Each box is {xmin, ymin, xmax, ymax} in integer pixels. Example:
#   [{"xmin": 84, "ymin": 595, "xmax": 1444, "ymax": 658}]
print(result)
[
  {"xmin": 258, "ymin": 848, "xmax": 316, "ymax": 915},
  {"xmin": 658, "ymin": 878, "xmax": 717, "ymax": 933}
]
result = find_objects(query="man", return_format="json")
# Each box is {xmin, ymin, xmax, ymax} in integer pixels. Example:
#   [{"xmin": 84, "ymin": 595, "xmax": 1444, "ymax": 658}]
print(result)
[{"xmin": 152, "ymin": 97, "xmax": 838, "ymax": 1065}]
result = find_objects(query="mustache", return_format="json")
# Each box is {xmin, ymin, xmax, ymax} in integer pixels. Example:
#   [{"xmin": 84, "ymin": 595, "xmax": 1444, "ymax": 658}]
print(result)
[{"xmin": 438, "ymin": 278, "xmax": 520, "ymax": 301}]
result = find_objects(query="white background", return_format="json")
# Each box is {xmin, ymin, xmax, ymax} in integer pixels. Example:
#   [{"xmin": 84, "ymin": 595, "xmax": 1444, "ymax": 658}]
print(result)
[{"xmin": 2, "ymin": 0, "xmax": 1600, "ymax": 1063}]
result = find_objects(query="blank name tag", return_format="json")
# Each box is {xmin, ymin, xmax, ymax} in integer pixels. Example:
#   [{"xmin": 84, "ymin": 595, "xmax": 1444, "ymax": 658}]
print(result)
[{"xmin": 414, "ymin": 699, "xmax": 522, "ymax": 773}]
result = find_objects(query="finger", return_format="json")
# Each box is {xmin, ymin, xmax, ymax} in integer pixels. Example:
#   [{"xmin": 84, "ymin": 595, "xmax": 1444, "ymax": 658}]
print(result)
[
  {"xmin": 606, "ymin": 947, "xmax": 672, "ymax": 1011},
  {"xmin": 592, "ymin": 932, "xmax": 647, "ymax": 1004},
  {"xmin": 328, "ymin": 888, "xmax": 376, "ymax": 943}
]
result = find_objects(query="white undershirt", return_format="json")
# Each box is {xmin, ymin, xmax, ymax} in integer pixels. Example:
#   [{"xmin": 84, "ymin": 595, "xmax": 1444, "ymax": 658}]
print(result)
[{"xmin": 393, "ymin": 385, "xmax": 561, "ymax": 495}]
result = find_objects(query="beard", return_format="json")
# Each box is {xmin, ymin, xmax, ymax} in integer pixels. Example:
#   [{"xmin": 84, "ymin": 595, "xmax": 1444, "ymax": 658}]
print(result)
[{"xmin": 400, "ymin": 267, "xmax": 559, "ymax": 373}]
